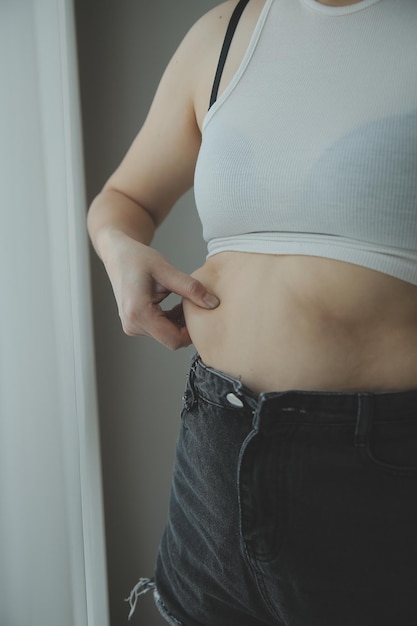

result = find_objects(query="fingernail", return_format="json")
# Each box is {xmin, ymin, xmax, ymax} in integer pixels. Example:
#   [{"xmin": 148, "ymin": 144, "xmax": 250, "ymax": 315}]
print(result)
[{"xmin": 203, "ymin": 293, "xmax": 220, "ymax": 308}]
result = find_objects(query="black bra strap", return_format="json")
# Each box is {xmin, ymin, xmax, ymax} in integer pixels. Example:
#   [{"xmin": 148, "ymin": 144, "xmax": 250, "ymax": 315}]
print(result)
[{"xmin": 209, "ymin": 0, "xmax": 250, "ymax": 110}]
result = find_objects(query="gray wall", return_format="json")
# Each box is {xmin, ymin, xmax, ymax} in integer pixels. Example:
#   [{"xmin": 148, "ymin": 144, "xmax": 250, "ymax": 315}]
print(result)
[{"xmin": 75, "ymin": 2, "xmax": 218, "ymax": 624}]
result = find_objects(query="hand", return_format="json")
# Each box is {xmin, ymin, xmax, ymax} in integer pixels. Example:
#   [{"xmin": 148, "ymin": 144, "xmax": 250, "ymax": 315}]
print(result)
[{"xmin": 105, "ymin": 236, "xmax": 220, "ymax": 350}]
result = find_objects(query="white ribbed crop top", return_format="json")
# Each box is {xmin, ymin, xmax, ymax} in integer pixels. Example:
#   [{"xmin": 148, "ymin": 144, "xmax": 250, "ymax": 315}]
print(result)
[{"xmin": 193, "ymin": 0, "xmax": 417, "ymax": 284}]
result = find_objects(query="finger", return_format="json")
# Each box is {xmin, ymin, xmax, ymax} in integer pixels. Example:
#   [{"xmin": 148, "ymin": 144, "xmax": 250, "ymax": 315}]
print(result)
[
  {"xmin": 155, "ymin": 264, "xmax": 220, "ymax": 310},
  {"xmin": 122, "ymin": 309, "xmax": 191, "ymax": 348},
  {"xmin": 148, "ymin": 309, "xmax": 192, "ymax": 349}
]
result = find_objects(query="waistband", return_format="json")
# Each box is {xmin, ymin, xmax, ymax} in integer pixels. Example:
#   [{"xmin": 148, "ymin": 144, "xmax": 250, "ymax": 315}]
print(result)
[{"xmin": 187, "ymin": 354, "xmax": 417, "ymax": 426}]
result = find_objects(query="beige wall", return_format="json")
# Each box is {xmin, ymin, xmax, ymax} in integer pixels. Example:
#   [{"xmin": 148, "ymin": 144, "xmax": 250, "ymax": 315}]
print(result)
[{"xmin": 75, "ymin": 1, "xmax": 218, "ymax": 624}]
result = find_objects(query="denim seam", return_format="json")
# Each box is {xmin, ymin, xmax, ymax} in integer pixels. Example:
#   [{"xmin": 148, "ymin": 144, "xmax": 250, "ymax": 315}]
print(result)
[
  {"xmin": 253, "ymin": 567, "xmax": 288, "ymax": 626},
  {"xmin": 154, "ymin": 589, "xmax": 184, "ymax": 626},
  {"xmin": 237, "ymin": 429, "xmax": 288, "ymax": 625}
]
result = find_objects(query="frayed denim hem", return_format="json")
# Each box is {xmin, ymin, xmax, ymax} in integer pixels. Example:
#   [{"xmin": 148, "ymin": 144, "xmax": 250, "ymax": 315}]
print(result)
[
  {"xmin": 125, "ymin": 578, "xmax": 183, "ymax": 625},
  {"xmin": 125, "ymin": 577, "xmax": 156, "ymax": 621}
]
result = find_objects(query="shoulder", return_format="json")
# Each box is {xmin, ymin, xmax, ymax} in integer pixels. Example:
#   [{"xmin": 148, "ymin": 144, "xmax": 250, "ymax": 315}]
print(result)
[
  {"xmin": 187, "ymin": 1, "xmax": 245, "ymax": 40},
  {"xmin": 171, "ymin": 1, "xmax": 241, "ymax": 76},
  {"xmin": 179, "ymin": 0, "xmax": 267, "ymax": 126},
  {"xmin": 167, "ymin": 1, "xmax": 268, "ymax": 77},
  {"xmin": 182, "ymin": 0, "xmax": 266, "ymax": 52},
  {"xmin": 153, "ymin": 2, "xmax": 243, "ymax": 103}
]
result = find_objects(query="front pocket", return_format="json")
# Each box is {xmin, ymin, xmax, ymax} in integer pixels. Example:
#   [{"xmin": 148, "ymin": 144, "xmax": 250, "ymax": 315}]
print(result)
[{"xmin": 359, "ymin": 417, "xmax": 417, "ymax": 476}]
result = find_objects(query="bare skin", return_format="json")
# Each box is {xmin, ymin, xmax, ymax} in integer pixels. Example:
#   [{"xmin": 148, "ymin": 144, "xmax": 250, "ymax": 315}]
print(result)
[
  {"xmin": 88, "ymin": 0, "xmax": 417, "ymax": 394},
  {"xmin": 317, "ymin": 0, "xmax": 363, "ymax": 6}
]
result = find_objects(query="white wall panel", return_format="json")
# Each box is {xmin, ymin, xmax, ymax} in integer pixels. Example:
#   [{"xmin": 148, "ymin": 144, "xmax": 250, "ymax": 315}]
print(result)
[{"xmin": 0, "ymin": 1, "xmax": 108, "ymax": 625}]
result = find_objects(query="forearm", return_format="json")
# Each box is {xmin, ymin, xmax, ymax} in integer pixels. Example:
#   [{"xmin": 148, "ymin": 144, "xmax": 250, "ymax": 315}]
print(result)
[{"xmin": 87, "ymin": 188, "xmax": 156, "ymax": 266}]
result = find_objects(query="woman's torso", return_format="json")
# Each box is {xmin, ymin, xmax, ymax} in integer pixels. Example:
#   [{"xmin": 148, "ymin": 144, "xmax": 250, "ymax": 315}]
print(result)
[
  {"xmin": 184, "ymin": 0, "xmax": 417, "ymax": 395},
  {"xmin": 183, "ymin": 254, "xmax": 417, "ymax": 394}
]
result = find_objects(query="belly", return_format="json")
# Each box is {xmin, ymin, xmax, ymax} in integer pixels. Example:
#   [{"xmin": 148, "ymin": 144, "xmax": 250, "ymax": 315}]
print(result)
[{"xmin": 182, "ymin": 253, "xmax": 417, "ymax": 394}]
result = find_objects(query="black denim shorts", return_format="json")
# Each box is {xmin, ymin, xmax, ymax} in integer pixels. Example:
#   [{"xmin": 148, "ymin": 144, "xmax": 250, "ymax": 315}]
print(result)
[{"xmin": 128, "ymin": 354, "xmax": 417, "ymax": 626}]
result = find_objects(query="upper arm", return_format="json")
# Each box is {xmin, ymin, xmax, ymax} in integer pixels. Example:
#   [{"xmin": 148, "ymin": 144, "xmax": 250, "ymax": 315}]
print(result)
[
  {"xmin": 104, "ymin": 1, "xmax": 242, "ymax": 228},
  {"xmin": 104, "ymin": 36, "xmax": 201, "ymax": 228}
]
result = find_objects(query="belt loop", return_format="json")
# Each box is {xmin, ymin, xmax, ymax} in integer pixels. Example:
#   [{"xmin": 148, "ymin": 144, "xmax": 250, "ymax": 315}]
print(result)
[
  {"xmin": 189, "ymin": 352, "xmax": 199, "ymax": 374},
  {"xmin": 232, "ymin": 377, "xmax": 245, "ymax": 397},
  {"xmin": 183, "ymin": 353, "xmax": 199, "ymax": 409},
  {"xmin": 232, "ymin": 377, "xmax": 258, "ymax": 413},
  {"xmin": 354, "ymin": 394, "xmax": 374, "ymax": 447}
]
